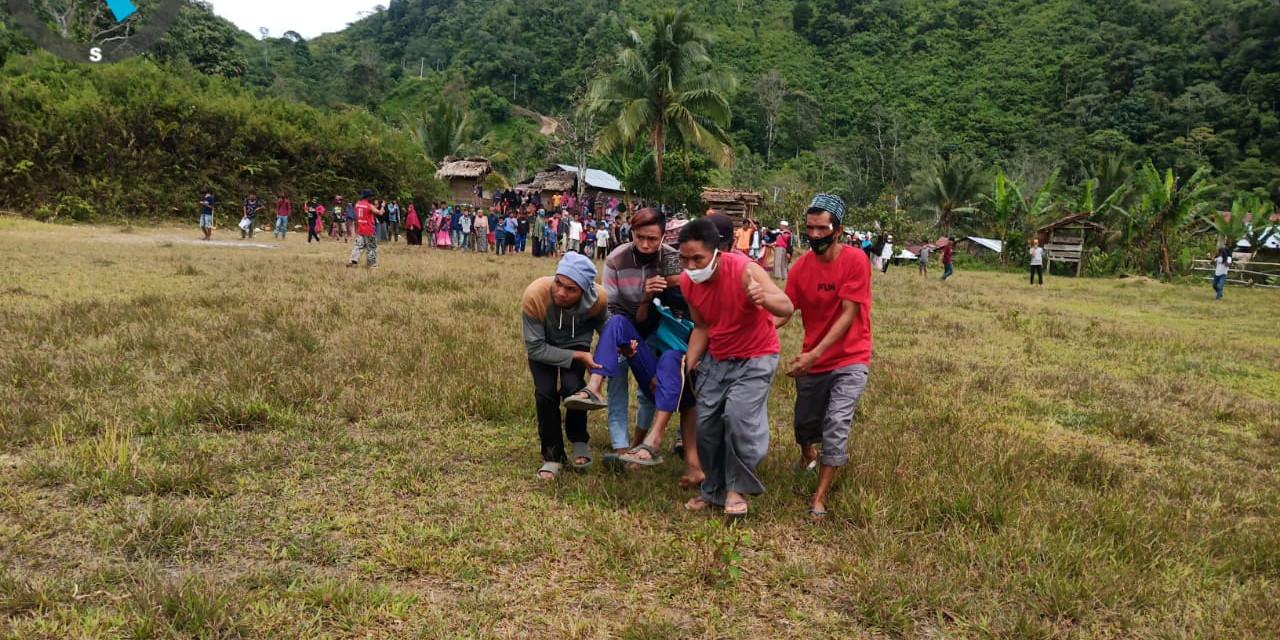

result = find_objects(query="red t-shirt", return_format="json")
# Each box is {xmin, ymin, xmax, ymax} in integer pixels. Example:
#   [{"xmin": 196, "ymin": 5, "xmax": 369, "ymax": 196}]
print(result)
[
  {"xmin": 354, "ymin": 200, "xmax": 376, "ymax": 236},
  {"xmin": 681, "ymin": 251, "xmax": 780, "ymax": 360},
  {"xmin": 785, "ymin": 244, "xmax": 872, "ymax": 373}
]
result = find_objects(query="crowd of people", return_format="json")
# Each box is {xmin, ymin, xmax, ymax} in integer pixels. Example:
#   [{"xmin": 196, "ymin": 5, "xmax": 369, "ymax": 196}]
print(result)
[{"xmin": 523, "ymin": 194, "xmax": 874, "ymax": 520}]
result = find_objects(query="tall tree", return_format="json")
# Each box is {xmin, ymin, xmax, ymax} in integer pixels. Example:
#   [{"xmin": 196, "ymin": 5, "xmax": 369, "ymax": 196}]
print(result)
[
  {"xmin": 751, "ymin": 70, "xmax": 817, "ymax": 167},
  {"xmin": 910, "ymin": 155, "xmax": 983, "ymax": 235},
  {"xmin": 404, "ymin": 92, "xmax": 473, "ymax": 166},
  {"xmin": 585, "ymin": 6, "xmax": 736, "ymax": 188}
]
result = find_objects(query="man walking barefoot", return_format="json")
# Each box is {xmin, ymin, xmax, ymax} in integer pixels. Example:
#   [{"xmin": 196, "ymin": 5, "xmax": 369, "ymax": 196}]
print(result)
[{"xmin": 777, "ymin": 194, "xmax": 873, "ymax": 520}]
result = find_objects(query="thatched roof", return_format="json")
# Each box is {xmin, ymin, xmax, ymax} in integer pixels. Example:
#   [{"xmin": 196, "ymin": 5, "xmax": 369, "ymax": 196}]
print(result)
[
  {"xmin": 701, "ymin": 188, "xmax": 762, "ymax": 205},
  {"xmin": 524, "ymin": 170, "xmax": 577, "ymax": 193},
  {"xmin": 435, "ymin": 156, "xmax": 491, "ymax": 180},
  {"xmin": 1036, "ymin": 211, "xmax": 1106, "ymax": 234}
]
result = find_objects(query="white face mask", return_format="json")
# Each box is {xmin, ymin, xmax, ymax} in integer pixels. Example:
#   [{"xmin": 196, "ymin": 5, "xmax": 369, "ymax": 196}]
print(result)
[{"xmin": 684, "ymin": 249, "xmax": 719, "ymax": 284}]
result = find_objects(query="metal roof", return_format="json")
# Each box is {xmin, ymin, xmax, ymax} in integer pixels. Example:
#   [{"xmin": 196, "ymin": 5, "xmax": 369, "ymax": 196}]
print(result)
[
  {"xmin": 965, "ymin": 236, "xmax": 1004, "ymax": 253},
  {"xmin": 1236, "ymin": 227, "xmax": 1280, "ymax": 249},
  {"xmin": 554, "ymin": 164, "xmax": 623, "ymax": 193}
]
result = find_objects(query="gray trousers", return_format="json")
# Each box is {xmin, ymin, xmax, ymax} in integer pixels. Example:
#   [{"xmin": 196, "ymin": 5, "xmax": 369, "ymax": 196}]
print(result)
[
  {"xmin": 695, "ymin": 353, "xmax": 779, "ymax": 503},
  {"xmin": 793, "ymin": 363, "xmax": 869, "ymax": 467},
  {"xmin": 350, "ymin": 234, "xmax": 378, "ymax": 266}
]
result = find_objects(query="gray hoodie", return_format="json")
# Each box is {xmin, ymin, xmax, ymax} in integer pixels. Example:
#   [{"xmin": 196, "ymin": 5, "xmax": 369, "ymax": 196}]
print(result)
[{"xmin": 521, "ymin": 276, "xmax": 609, "ymax": 368}]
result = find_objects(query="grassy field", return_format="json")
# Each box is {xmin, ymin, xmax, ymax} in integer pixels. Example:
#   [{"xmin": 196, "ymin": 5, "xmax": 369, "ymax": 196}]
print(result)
[{"xmin": 1, "ymin": 217, "xmax": 1278, "ymax": 639}]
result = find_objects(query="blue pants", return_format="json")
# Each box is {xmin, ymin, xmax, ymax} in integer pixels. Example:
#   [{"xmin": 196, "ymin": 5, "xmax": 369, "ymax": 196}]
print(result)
[
  {"xmin": 273, "ymin": 215, "xmax": 288, "ymax": 238},
  {"xmin": 451, "ymin": 229, "xmax": 463, "ymax": 248},
  {"xmin": 595, "ymin": 316, "xmax": 688, "ymax": 451},
  {"xmin": 497, "ymin": 233, "xmax": 507, "ymax": 255},
  {"xmin": 516, "ymin": 233, "xmax": 527, "ymax": 252},
  {"xmin": 941, "ymin": 263, "xmax": 954, "ymax": 280},
  {"xmin": 1213, "ymin": 274, "xmax": 1226, "ymax": 299}
]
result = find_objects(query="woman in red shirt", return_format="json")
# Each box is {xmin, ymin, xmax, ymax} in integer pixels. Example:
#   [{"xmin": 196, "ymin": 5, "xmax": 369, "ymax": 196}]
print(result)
[{"xmin": 678, "ymin": 218, "xmax": 793, "ymax": 517}]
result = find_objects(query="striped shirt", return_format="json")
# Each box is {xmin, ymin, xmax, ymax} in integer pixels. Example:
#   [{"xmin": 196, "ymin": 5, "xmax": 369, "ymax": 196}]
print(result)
[{"xmin": 604, "ymin": 242, "xmax": 680, "ymax": 321}]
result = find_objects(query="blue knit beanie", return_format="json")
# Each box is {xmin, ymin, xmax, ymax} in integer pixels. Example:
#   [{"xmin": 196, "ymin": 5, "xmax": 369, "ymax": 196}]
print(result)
[{"xmin": 556, "ymin": 251, "xmax": 597, "ymax": 293}]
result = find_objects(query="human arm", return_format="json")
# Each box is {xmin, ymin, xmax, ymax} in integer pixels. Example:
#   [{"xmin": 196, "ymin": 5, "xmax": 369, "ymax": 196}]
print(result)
[
  {"xmin": 684, "ymin": 302, "xmax": 709, "ymax": 374},
  {"xmin": 787, "ymin": 299, "xmax": 858, "ymax": 377},
  {"xmin": 743, "ymin": 262, "xmax": 793, "ymax": 318}
]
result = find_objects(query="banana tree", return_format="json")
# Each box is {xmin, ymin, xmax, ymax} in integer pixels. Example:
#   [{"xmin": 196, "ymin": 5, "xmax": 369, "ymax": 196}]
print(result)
[
  {"xmin": 980, "ymin": 171, "xmax": 1020, "ymax": 265},
  {"xmin": 1125, "ymin": 161, "xmax": 1216, "ymax": 275}
]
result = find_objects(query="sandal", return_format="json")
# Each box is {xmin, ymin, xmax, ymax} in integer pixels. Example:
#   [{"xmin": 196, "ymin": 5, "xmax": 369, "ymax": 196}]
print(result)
[
  {"xmin": 536, "ymin": 462, "xmax": 563, "ymax": 481},
  {"xmin": 618, "ymin": 443, "xmax": 664, "ymax": 467},
  {"xmin": 809, "ymin": 507, "xmax": 828, "ymax": 521},
  {"xmin": 724, "ymin": 500, "xmax": 749, "ymax": 518},
  {"xmin": 791, "ymin": 443, "xmax": 820, "ymax": 472},
  {"xmin": 684, "ymin": 496, "xmax": 715, "ymax": 511},
  {"xmin": 570, "ymin": 442, "xmax": 593, "ymax": 469},
  {"xmin": 562, "ymin": 387, "xmax": 608, "ymax": 411}
]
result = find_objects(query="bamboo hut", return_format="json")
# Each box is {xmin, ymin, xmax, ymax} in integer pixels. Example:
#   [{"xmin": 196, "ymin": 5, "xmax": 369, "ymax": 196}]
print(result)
[
  {"xmin": 1036, "ymin": 212, "xmax": 1107, "ymax": 276},
  {"xmin": 701, "ymin": 188, "xmax": 761, "ymax": 226},
  {"xmin": 518, "ymin": 164, "xmax": 624, "ymax": 213},
  {"xmin": 435, "ymin": 156, "xmax": 491, "ymax": 205}
]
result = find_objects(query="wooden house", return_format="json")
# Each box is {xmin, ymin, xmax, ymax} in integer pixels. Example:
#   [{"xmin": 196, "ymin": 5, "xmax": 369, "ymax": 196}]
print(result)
[
  {"xmin": 435, "ymin": 156, "xmax": 491, "ymax": 205},
  {"xmin": 1035, "ymin": 212, "xmax": 1107, "ymax": 276},
  {"xmin": 700, "ymin": 188, "xmax": 761, "ymax": 226}
]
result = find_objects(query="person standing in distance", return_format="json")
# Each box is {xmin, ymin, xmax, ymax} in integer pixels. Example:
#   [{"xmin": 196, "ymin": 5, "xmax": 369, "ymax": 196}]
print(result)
[
  {"xmin": 777, "ymin": 194, "xmax": 873, "ymax": 520},
  {"xmin": 197, "ymin": 189, "xmax": 216, "ymax": 241},
  {"xmin": 1029, "ymin": 238, "xmax": 1045, "ymax": 285},
  {"xmin": 1212, "ymin": 245, "xmax": 1233, "ymax": 299},
  {"xmin": 241, "ymin": 190, "xmax": 264, "ymax": 239},
  {"xmin": 348, "ymin": 188, "xmax": 383, "ymax": 268}
]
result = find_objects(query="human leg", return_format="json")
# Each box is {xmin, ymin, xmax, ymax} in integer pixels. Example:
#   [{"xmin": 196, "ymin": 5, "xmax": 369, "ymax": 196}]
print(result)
[
  {"xmin": 717, "ymin": 354, "xmax": 779, "ymax": 509},
  {"xmin": 606, "ymin": 362, "xmax": 631, "ymax": 452},
  {"xmin": 793, "ymin": 368, "xmax": 831, "ymax": 470},
  {"xmin": 694, "ymin": 355, "xmax": 729, "ymax": 507},
  {"xmin": 366, "ymin": 236, "xmax": 378, "ymax": 267},
  {"xmin": 349, "ymin": 236, "xmax": 366, "ymax": 264},
  {"xmin": 813, "ymin": 363, "xmax": 868, "ymax": 515}
]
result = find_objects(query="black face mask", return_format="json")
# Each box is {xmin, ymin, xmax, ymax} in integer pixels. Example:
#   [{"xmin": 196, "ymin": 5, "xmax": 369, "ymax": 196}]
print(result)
[
  {"xmin": 633, "ymin": 245, "xmax": 659, "ymax": 264},
  {"xmin": 807, "ymin": 233, "xmax": 836, "ymax": 255}
]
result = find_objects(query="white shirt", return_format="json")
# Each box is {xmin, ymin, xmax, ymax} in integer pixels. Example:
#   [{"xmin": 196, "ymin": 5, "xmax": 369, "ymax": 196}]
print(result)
[
  {"xmin": 596, "ymin": 229, "xmax": 609, "ymax": 245},
  {"xmin": 1030, "ymin": 246, "xmax": 1044, "ymax": 266},
  {"xmin": 881, "ymin": 243, "xmax": 894, "ymax": 259},
  {"xmin": 1214, "ymin": 255, "xmax": 1232, "ymax": 276},
  {"xmin": 569, "ymin": 220, "xmax": 583, "ymax": 238}
]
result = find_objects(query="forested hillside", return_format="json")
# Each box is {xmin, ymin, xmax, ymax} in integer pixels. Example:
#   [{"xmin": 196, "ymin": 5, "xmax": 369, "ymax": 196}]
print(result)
[
  {"xmin": 2, "ymin": 0, "xmax": 1279, "ymax": 247},
  {"xmin": 238, "ymin": 0, "xmax": 1280, "ymax": 205}
]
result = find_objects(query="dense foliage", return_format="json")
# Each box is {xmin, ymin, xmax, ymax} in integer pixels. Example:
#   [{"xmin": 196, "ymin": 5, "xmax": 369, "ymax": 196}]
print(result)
[
  {"xmin": 0, "ymin": 51, "xmax": 440, "ymax": 221},
  {"xmin": 3, "ymin": 0, "xmax": 1278, "ymax": 274}
]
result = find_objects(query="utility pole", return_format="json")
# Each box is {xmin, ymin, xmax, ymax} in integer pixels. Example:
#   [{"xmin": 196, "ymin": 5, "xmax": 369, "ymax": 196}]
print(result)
[
  {"xmin": 420, "ymin": 58, "xmax": 424, "ymax": 78},
  {"xmin": 512, "ymin": 73, "xmax": 517, "ymax": 101}
]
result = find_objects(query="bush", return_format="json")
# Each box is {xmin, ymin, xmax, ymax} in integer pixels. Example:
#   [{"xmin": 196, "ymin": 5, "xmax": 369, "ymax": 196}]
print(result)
[{"xmin": 0, "ymin": 52, "xmax": 443, "ymax": 221}]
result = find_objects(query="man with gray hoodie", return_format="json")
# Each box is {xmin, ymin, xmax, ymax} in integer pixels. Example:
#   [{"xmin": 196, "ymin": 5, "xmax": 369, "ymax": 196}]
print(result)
[{"xmin": 521, "ymin": 252, "xmax": 610, "ymax": 480}]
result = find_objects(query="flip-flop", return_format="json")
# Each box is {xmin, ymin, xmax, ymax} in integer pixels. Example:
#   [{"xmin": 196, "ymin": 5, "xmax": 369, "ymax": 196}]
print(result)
[
  {"xmin": 724, "ymin": 500, "xmax": 749, "ymax": 518},
  {"xmin": 570, "ymin": 442, "xmax": 593, "ymax": 469},
  {"xmin": 536, "ymin": 462, "xmax": 563, "ymax": 481},
  {"xmin": 809, "ymin": 507, "xmax": 828, "ymax": 520},
  {"xmin": 684, "ymin": 496, "xmax": 715, "ymax": 511},
  {"xmin": 562, "ymin": 387, "xmax": 608, "ymax": 411},
  {"xmin": 618, "ymin": 443, "xmax": 664, "ymax": 466}
]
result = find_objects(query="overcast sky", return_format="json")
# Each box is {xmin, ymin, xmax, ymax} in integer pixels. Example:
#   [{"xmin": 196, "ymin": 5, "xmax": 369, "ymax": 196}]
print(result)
[{"xmin": 207, "ymin": 1, "xmax": 377, "ymax": 40}]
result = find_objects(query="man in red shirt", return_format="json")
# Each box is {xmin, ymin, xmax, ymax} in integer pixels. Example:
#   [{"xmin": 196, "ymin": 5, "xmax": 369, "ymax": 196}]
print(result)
[
  {"xmin": 679, "ymin": 217, "xmax": 793, "ymax": 517},
  {"xmin": 348, "ymin": 188, "xmax": 383, "ymax": 268},
  {"xmin": 778, "ymin": 193, "xmax": 872, "ymax": 520},
  {"xmin": 940, "ymin": 236, "xmax": 956, "ymax": 281}
]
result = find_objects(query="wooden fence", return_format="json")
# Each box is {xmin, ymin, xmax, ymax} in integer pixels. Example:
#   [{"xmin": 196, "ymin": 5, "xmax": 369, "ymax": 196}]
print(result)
[{"xmin": 1191, "ymin": 259, "xmax": 1280, "ymax": 289}]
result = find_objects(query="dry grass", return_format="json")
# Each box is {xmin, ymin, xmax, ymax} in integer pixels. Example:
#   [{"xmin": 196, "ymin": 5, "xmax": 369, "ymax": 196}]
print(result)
[{"xmin": 1, "ymin": 217, "xmax": 1278, "ymax": 638}]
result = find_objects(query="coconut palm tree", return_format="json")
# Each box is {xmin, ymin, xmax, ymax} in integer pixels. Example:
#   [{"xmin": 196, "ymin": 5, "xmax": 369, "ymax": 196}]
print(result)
[
  {"xmin": 910, "ymin": 155, "xmax": 983, "ymax": 235},
  {"xmin": 584, "ymin": 6, "xmax": 736, "ymax": 189}
]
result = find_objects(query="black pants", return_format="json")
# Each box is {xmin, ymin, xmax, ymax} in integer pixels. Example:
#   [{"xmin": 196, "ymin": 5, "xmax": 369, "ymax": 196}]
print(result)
[
  {"xmin": 529, "ymin": 356, "xmax": 589, "ymax": 463},
  {"xmin": 1030, "ymin": 264, "xmax": 1043, "ymax": 284}
]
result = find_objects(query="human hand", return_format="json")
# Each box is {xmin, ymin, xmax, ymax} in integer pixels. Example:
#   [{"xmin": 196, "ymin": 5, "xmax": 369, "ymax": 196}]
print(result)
[
  {"xmin": 643, "ymin": 275, "xmax": 668, "ymax": 297},
  {"xmin": 746, "ymin": 279, "xmax": 767, "ymax": 306},
  {"xmin": 618, "ymin": 339, "xmax": 639, "ymax": 358},
  {"xmin": 786, "ymin": 352, "xmax": 819, "ymax": 378},
  {"xmin": 574, "ymin": 351, "xmax": 602, "ymax": 371}
]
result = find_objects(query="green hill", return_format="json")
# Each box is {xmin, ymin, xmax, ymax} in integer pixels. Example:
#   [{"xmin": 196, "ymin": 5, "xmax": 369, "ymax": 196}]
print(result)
[{"xmin": 3, "ymin": 0, "xmax": 1279, "ymax": 221}]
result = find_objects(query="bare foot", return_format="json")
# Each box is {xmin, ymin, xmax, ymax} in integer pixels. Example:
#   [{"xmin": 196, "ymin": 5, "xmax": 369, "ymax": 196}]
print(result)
[{"xmin": 677, "ymin": 472, "xmax": 705, "ymax": 490}]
